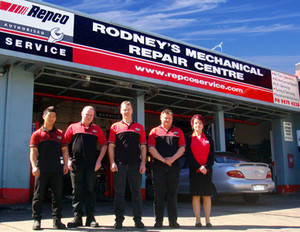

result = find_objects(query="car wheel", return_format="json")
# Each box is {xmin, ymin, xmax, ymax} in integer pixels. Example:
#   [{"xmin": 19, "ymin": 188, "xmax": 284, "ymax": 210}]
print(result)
[
  {"xmin": 211, "ymin": 185, "xmax": 218, "ymax": 204},
  {"xmin": 242, "ymin": 193, "xmax": 260, "ymax": 203}
]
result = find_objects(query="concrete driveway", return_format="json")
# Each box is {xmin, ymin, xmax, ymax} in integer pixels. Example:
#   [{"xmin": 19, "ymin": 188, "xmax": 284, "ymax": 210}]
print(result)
[{"xmin": 0, "ymin": 193, "xmax": 300, "ymax": 231}]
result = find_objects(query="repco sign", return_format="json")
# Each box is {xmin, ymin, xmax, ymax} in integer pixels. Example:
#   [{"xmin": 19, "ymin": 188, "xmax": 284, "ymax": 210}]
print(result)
[{"xmin": 27, "ymin": 5, "xmax": 69, "ymax": 24}]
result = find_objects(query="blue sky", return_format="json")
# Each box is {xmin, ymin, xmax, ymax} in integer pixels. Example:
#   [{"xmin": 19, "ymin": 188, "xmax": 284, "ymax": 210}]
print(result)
[{"xmin": 41, "ymin": 0, "xmax": 300, "ymax": 75}]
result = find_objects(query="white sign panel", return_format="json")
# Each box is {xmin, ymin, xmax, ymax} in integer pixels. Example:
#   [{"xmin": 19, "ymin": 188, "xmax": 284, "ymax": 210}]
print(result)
[
  {"xmin": 272, "ymin": 70, "xmax": 300, "ymax": 108},
  {"xmin": 283, "ymin": 122, "xmax": 293, "ymax": 142},
  {"xmin": 0, "ymin": 0, "xmax": 74, "ymax": 42}
]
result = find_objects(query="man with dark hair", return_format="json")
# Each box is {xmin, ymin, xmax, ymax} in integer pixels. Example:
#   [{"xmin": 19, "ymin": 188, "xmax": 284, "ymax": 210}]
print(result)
[
  {"xmin": 108, "ymin": 100, "xmax": 147, "ymax": 229},
  {"xmin": 65, "ymin": 106, "xmax": 107, "ymax": 228},
  {"xmin": 30, "ymin": 106, "xmax": 70, "ymax": 230},
  {"xmin": 148, "ymin": 109, "xmax": 186, "ymax": 228}
]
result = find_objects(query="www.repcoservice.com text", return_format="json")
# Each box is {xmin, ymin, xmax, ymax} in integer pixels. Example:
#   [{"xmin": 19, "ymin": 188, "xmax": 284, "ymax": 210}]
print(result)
[{"xmin": 135, "ymin": 66, "xmax": 244, "ymax": 94}]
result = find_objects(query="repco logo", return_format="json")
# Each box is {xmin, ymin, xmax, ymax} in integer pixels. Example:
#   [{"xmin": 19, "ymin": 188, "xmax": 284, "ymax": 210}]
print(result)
[{"xmin": 27, "ymin": 5, "xmax": 69, "ymax": 24}]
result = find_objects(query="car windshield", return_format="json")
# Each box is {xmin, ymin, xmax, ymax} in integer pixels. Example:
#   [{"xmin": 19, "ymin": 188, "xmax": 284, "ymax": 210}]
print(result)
[{"xmin": 215, "ymin": 153, "xmax": 248, "ymax": 163}]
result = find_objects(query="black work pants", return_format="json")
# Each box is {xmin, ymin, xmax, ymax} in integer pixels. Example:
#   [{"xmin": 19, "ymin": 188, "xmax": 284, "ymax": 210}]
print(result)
[
  {"xmin": 152, "ymin": 164, "xmax": 180, "ymax": 224},
  {"xmin": 32, "ymin": 172, "xmax": 63, "ymax": 220},
  {"xmin": 113, "ymin": 163, "xmax": 142, "ymax": 223},
  {"xmin": 70, "ymin": 166, "xmax": 97, "ymax": 218}
]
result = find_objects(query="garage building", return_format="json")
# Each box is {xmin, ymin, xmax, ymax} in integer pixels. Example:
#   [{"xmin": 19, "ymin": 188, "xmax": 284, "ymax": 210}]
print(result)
[{"xmin": 0, "ymin": 0, "xmax": 300, "ymax": 204}]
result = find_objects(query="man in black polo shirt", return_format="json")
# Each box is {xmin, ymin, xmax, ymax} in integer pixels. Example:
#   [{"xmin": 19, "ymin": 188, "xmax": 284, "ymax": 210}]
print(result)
[
  {"xmin": 108, "ymin": 100, "xmax": 147, "ymax": 229},
  {"xmin": 148, "ymin": 109, "xmax": 186, "ymax": 228},
  {"xmin": 30, "ymin": 106, "xmax": 69, "ymax": 230},
  {"xmin": 65, "ymin": 106, "xmax": 107, "ymax": 228}
]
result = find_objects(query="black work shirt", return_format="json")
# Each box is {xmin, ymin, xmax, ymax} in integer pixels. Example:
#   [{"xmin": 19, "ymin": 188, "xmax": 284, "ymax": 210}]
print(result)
[{"xmin": 30, "ymin": 127, "xmax": 67, "ymax": 172}]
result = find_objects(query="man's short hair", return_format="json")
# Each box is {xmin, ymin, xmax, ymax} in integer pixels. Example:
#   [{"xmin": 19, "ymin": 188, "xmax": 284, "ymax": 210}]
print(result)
[
  {"xmin": 160, "ymin": 109, "xmax": 173, "ymax": 116},
  {"xmin": 120, "ymin": 100, "xmax": 132, "ymax": 109},
  {"xmin": 82, "ymin": 105, "xmax": 95, "ymax": 113},
  {"xmin": 43, "ymin": 106, "xmax": 56, "ymax": 116}
]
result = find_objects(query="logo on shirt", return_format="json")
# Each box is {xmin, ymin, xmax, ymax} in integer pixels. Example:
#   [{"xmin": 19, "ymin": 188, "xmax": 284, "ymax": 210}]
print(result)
[
  {"xmin": 205, "ymin": 140, "xmax": 210, "ymax": 143},
  {"xmin": 92, "ymin": 130, "xmax": 97, "ymax": 134},
  {"xmin": 57, "ymin": 136, "xmax": 62, "ymax": 140},
  {"xmin": 135, "ymin": 128, "xmax": 140, "ymax": 132},
  {"xmin": 174, "ymin": 131, "xmax": 178, "ymax": 135}
]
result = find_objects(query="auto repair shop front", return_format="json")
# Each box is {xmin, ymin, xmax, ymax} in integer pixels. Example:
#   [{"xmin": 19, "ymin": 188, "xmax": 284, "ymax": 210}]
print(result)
[{"xmin": 0, "ymin": 0, "xmax": 300, "ymax": 204}]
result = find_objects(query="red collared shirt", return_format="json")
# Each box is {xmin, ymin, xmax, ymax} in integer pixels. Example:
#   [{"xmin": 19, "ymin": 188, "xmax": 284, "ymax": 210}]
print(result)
[{"xmin": 108, "ymin": 120, "xmax": 146, "ymax": 164}]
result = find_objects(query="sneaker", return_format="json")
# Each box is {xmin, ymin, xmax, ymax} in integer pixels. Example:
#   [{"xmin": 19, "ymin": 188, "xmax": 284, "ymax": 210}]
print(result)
[
  {"xmin": 114, "ymin": 222, "xmax": 123, "ymax": 229},
  {"xmin": 169, "ymin": 221, "xmax": 180, "ymax": 228},
  {"xmin": 53, "ymin": 219, "xmax": 66, "ymax": 229},
  {"xmin": 67, "ymin": 217, "xmax": 83, "ymax": 228},
  {"xmin": 154, "ymin": 222, "xmax": 163, "ymax": 228},
  {"xmin": 86, "ymin": 217, "xmax": 99, "ymax": 227},
  {"xmin": 135, "ymin": 221, "xmax": 145, "ymax": 228},
  {"xmin": 33, "ymin": 220, "xmax": 41, "ymax": 230}
]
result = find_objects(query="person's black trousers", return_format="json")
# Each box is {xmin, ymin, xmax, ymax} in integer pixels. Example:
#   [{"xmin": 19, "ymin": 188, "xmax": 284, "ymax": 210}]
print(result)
[
  {"xmin": 32, "ymin": 172, "xmax": 63, "ymax": 220},
  {"xmin": 152, "ymin": 164, "xmax": 180, "ymax": 224},
  {"xmin": 70, "ymin": 166, "xmax": 97, "ymax": 219},
  {"xmin": 113, "ymin": 163, "xmax": 142, "ymax": 224}
]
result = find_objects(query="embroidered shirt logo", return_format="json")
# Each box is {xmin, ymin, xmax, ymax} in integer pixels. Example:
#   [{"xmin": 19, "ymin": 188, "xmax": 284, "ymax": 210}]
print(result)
[
  {"xmin": 93, "ymin": 130, "xmax": 97, "ymax": 133},
  {"xmin": 57, "ymin": 136, "xmax": 62, "ymax": 140},
  {"xmin": 135, "ymin": 128, "xmax": 140, "ymax": 132}
]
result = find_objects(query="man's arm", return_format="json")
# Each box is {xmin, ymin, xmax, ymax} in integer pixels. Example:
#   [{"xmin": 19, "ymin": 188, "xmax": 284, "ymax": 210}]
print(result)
[
  {"xmin": 165, "ymin": 146, "xmax": 185, "ymax": 166},
  {"xmin": 95, "ymin": 144, "xmax": 108, "ymax": 171},
  {"xmin": 61, "ymin": 146, "xmax": 70, "ymax": 174},
  {"xmin": 30, "ymin": 147, "xmax": 40, "ymax": 177},
  {"xmin": 108, "ymin": 143, "xmax": 118, "ymax": 172},
  {"xmin": 139, "ymin": 144, "xmax": 147, "ymax": 174},
  {"xmin": 148, "ymin": 146, "xmax": 166, "ymax": 163}
]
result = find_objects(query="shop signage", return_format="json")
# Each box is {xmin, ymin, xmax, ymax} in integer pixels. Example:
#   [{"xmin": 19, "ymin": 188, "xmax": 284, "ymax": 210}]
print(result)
[
  {"xmin": 96, "ymin": 111, "xmax": 122, "ymax": 120},
  {"xmin": 0, "ymin": 0, "xmax": 299, "ymax": 109},
  {"xmin": 283, "ymin": 122, "xmax": 293, "ymax": 142},
  {"xmin": 272, "ymin": 71, "xmax": 300, "ymax": 108}
]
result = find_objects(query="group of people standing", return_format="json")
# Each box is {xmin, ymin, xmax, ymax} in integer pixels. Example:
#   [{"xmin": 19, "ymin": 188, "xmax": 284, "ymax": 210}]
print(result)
[{"xmin": 29, "ymin": 100, "xmax": 214, "ymax": 230}]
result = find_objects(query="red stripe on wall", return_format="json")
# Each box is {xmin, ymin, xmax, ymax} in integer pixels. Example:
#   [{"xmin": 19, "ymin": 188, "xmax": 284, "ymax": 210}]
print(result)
[
  {"xmin": 8, "ymin": 3, "xmax": 17, "ymax": 12},
  {"xmin": 277, "ymin": 185, "xmax": 299, "ymax": 194},
  {"xmin": 34, "ymin": 93, "xmax": 259, "ymax": 125},
  {"xmin": 141, "ymin": 188, "xmax": 146, "ymax": 200},
  {"xmin": 20, "ymin": 6, "xmax": 28, "ymax": 15},
  {"xmin": 0, "ymin": 188, "xmax": 30, "ymax": 204},
  {"xmin": 13, "ymin": 4, "xmax": 21, "ymax": 13},
  {"xmin": 0, "ymin": 1, "xmax": 12, "ymax": 11}
]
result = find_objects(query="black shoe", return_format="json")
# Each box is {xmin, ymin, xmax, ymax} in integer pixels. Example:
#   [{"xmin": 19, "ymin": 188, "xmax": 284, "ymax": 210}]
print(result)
[
  {"xmin": 154, "ymin": 222, "xmax": 163, "ymax": 228},
  {"xmin": 169, "ymin": 221, "xmax": 180, "ymax": 228},
  {"xmin": 86, "ymin": 217, "xmax": 99, "ymax": 227},
  {"xmin": 135, "ymin": 221, "xmax": 145, "ymax": 228},
  {"xmin": 114, "ymin": 222, "xmax": 123, "ymax": 229},
  {"xmin": 67, "ymin": 217, "xmax": 83, "ymax": 228},
  {"xmin": 53, "ymin": 219, "xmax": 66, "ymax": 229},
  {"xmin": 206, "ymin": 222, "xmax": 213, "ymax": 228},
  {"xmin": 195, "ymin": 222, "xmax": 202, "ymax": 228},
  {"xmin": 33, "ymin": 220, "xmax": 41, "ymax": 230}
]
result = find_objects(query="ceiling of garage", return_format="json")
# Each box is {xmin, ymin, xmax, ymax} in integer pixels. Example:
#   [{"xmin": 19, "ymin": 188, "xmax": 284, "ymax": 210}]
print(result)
[
  {"xmin": 32, "ymin": 66, "xmax": 292, "ymax": 123},
  {"xmin": 0, "ymin": 59, "xmax": 292, "ymax": 123}
]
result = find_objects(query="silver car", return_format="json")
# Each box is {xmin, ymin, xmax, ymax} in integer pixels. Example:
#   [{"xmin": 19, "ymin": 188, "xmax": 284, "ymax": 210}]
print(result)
[{"xmin": 178, "ymin": 152, "xmax": 275, "ymax": 203}]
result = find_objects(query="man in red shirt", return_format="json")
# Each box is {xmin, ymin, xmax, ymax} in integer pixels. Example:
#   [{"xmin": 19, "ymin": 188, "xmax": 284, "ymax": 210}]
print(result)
[
  {"xmin": 65, "ymin": 106, "xmax": 107, "ymax": 228},
  {"xmin": 30, "ymin": 106, "xmax": 69, "ymax": 230},
  {"xmin": 148, "ymin": 109, "xmax": 186, "ymax": 228},
  {"xmin": 108, "ymin": 101, "xmax": 147, "ymax": 229}
]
